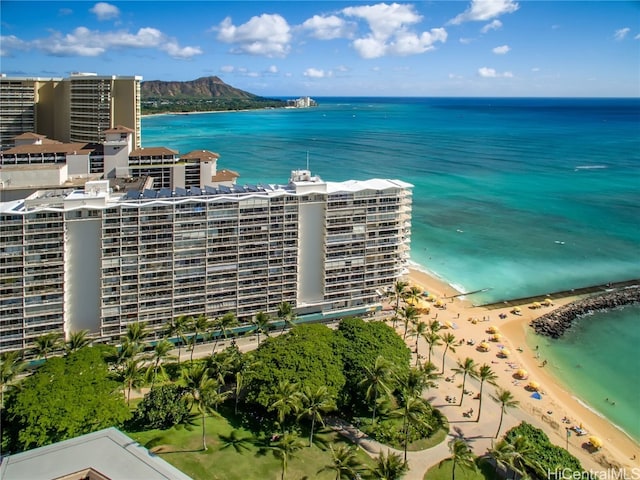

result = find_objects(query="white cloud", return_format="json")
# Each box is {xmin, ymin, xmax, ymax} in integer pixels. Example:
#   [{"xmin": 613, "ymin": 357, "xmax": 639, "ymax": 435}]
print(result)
[
  {"xmin": 635, "ymin": 33, "xmax": 640, "ymax": 40},
  {"xmin": 216, "ymin": 14, "xmax": 291, "ymax": 57},
  {"xmin": 342, "ymin": 3, "xmax": 446, "ymax": 59},
  {"xmin": 459, "ymin": 37, "xmax": 474, "ymax": 44},
  {"xmin": 480, "ymin": 19, "xmax": 502, "ymax": 33},
  {"xmin": 478, "ymin": 67, "xmax": 513, "ymax": 78},
  {"xmin": 266, "ymin": 65, "xmax": 278, "ymax": 74},
  {"xmin": 450, "ymin": 0, "xmax": 519, "ymax": 25},
  {"xmin": 161, "ymin": 42, "xmax": 203, "ymax": 59},
  {"xmin": 492, "ymin": 44, "xmax": 510, "ymax": 54},
  {"xmin": 0, "ymin": 35, "xmax": 29, "ymax": 57},
  {"xmin": 614, "ymin": 27, "xmax": 630, "ymax": 41},
  {"xmin": 301, "ymin": 15, "xmax": 352, "ymax": 40},
  {"xmin": 304, "ymin": 68, "xmax": 331, "ymax": 78},
  {"xmin": 89, "ymin": 2, "xmax": 120, "ymax": 21},
  {"xmin": 19, "ymin": 26, "xmax": 201, "ymax": 59},
  {"xmin": 448, "ymin": 73, "xmax": 463, "ymax": 79},
  {"xmin": 531, "ymin": 67, "xmax": 540, "ymax": 72},
  {"xmin": 58, "ymin": 8, "xmax": 73, "ymax": 16},
  {"xmin": 220, "ymin": 65, "xmax": 235, "ymax": 73}
]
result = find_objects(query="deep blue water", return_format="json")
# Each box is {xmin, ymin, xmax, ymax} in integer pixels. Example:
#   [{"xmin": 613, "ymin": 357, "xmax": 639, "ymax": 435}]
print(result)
[{"xmin": 142, "ymin": 97, "xmax": 640, "ymax": 440}]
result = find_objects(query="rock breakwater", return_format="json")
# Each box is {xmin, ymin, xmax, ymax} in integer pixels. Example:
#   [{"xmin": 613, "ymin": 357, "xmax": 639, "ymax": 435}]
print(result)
[{"xmin": 530, "ymin": 287, "xmax": 640, "ymax": 338}]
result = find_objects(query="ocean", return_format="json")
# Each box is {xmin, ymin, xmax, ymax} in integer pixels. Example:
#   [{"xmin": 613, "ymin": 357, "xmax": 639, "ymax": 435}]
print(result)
[{"xmin": 142, "ymin": 97, "xmax": 640, "ymax": 441}]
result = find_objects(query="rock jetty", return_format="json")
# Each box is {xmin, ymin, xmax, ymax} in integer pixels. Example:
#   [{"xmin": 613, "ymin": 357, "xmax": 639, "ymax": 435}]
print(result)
[{"xmin": 530, "ymin": 287, "xmax": 640, "ymax": 338}]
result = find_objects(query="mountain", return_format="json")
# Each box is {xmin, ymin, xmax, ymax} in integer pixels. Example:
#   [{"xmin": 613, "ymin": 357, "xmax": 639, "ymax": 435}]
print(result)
[
  {"xmin": 141, "ymin": 76, "xmax": 260, "ymax": 99},
  {"xmin": 140, "ymin": 76, "xmax": 286, "ymax": 114}
]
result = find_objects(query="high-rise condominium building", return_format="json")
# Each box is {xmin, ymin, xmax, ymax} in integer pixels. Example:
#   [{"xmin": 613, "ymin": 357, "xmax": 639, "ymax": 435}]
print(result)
[
  {"xmin": 0, "ymin": 73, "xmax": 141, "ymax": 149},
  {"xmin": 0, "ymin": 174, "xmax": 412, "ymax": 353}
]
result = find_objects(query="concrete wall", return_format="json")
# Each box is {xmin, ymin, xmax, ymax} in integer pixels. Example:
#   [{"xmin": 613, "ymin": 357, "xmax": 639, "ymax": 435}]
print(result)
[
  {"xmin": 297, "ymin": 201, "xmax": 325, "ymax": 306},
  {"xmin": 0, "ymin": 164, "xmax": 67, "ymax": 187},
  {"xmin": 64, "ymin": 217, "xmax": 101, "ymax": 336}
]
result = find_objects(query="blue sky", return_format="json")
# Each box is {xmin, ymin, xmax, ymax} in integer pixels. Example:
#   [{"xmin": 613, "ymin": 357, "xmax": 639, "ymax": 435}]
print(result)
[{"xmin": 1, "ymin": 1, "xmax": 639, "ymax": 97}]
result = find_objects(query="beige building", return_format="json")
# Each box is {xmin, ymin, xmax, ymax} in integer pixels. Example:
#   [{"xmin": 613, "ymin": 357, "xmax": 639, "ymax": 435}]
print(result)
[{"xmin": 0, "ymin": 73, "xmax": 141, "ymax": 149}]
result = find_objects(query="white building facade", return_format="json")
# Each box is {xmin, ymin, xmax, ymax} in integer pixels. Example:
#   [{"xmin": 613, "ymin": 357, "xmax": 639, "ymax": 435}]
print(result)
[{"xmin": 0, "ymin": 174, "xmax": 412, "ymax": 353}]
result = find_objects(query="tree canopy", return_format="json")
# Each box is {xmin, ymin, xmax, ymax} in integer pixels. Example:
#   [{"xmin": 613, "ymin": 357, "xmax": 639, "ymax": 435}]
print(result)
[
  {"xmin": 504, "ymin": 422, "xmax": 582, "ymax": 476},
  {"xmin": 334, "ymin": 318, "xmax": 411, "ymax": 411},
  {"xmin": 244, "ymin": 324, "xmax": 345, "ymax": 411},
  {"xmin": 3, "ymin": 346, "xmax": 130, "ymax": 452}
]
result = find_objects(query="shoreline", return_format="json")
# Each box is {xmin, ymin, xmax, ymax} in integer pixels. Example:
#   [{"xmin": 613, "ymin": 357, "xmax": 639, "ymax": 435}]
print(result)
[{"xmin": 405, "ymin": 267, "xmax": 639, "ymax": 470}]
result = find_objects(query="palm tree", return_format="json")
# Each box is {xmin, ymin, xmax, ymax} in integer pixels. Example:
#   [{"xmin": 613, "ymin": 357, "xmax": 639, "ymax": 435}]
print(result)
[
  {"xmin": 428, "ymin": 319, "xmax": 442, "ymax": 334},
  {"xmin": 390, "ymin": 280, "xmax": 409, "ymax": 328},
  {"xmin": 406, "ymin": 285, "xmax": 422, "ymax": 307},
  {"xmin": 369, "ymin": 450, "xmax": 408, "ymax": 480},
  {"xmin": 211, "ymin": 312, "xmax": 238, "ymax": 354},
  {"xmin": 32, "ymin": 332, "xmax": 62, "ymax": 360},
  {"xmin": 493, "ymin": 388, "xmax": 519, "ymax": 438},
  {"xmin": 122, "ymin": 322, "xmax": 149, "ymax": 359},
  {"xmin": 277, "ymin": 301, "xmax": 296, "ymax": 333},
  {"xmin": 234, "ymin": 371, "xmax": 244, "ymax": 415},
  {"xmin": 66, "ymin": 330, "xmax": 92, "ymax": 353},
  {"xmin": 147, "ymin": 339, "xmax": 176, "ymax": 387},
  {"xmin": 508, "ymin": 434, "xmax": 538, "ymax": 479},
  {"xmin": 250, "ymin": 311, "xmax": 273, "ymax": 346},
  {"xmin": 270, "ymin": 379, "xmax": 301, "ymax": 431},
  {"xmin": 400, "ymin": 366, "xmax": 432, "ymax": 399},
  {"xmin": 359, "ymin": 355, "xmax": 394, "ymax": 423},
  {"xmin": 393, "ymin": 395, "xmax": 432, "ymax": 462},
  {"xmin": 188, "ymin": 314, "xmax": 210, "ymax": 362},
  {"xmin": 272, "ymin": 431, "xmax": 305, "ymax": 480},
  {"xmin": 440, "ymin": 332, "xmax": 457, "ymax": 374},
  {"xmin": 424, "ymin": 331, "xmax": 441, "ymax": 365},
  {"xmin": 446, "ymin": 438, "xmax": 477, "ymax": 480},
  {"xmin": 411, "ymin": 321, "xmax": 428, "ymax": 366},
  {"xmin": 400, "ymin": 305, "xmax": 419, "ymax": 340},
  {"xmin": 166, "ymin": 315, "xmax": 190, "ymax": 364},
  {"xmin": 297, "ymin": 385, "xmax": 335, "ymax": 446},
  {"xmin": 475, "ymin": 364, "xmax": 498, "ymax": 422},
  {"xmin": 219, "ymin": 429, "xmax": 253, "ymax": 453},
  {"xmin": 122, "ymin": 357, "xmax": 144, "ymax": 405},
  {"xmin": 452, "ymin": 357, "xmax": 478, "ymax": 407},
  {"xmin": 487, "ymin": 439, "xmax": 516, "ymax": 478},
  {"xmin": 182, "ymin": 363, "xmax": 227, "ymax": 451},
  {"xmin": 318, "ymin": 444, "xmax": 363, "ymax": 480},
  {"xmin": 0, "ymin": 351, "xmax": 25, "ymax": 411}
]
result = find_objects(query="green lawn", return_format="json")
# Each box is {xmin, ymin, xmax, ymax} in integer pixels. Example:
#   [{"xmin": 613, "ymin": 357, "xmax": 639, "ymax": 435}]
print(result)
[{"xmin": 127, "ymin": 414, "xmax": 375, "ymax": 480}]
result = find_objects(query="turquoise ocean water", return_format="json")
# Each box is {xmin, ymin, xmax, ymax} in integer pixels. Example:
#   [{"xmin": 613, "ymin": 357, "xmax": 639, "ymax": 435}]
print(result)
[{"xmin": 142, "ymin": 97, "xmax": 640, "ymax": 440}]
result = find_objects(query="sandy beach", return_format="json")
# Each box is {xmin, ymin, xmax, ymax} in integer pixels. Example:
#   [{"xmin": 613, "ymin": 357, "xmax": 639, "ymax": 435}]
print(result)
[{"xmin": 403, "ymin": 267, "xmax": 639, "ymax": 471}]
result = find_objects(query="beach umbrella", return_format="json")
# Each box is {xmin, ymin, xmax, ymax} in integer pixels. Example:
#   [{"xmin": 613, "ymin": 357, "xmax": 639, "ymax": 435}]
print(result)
[
  {"xmin": 543, "ymin": 298, "xmax": 553, "ymax": 306},
  {"xmin": 498, "ymin": 348, "xmax": 511, "ymax": 357},
  {"xmin": 512, "ymin": 307, "xmax": 521, "ymax": 313},
  {"xmin": 445, "ymin": 321, "xmax": 453, "ymax": 329},
  {"xmin": 490, "ymin": 333, "xmax": 502, "ymax": 341},
  {"xmin": 435, "ymin": 299, "xmax": 444, "ymax": 307},
  {"xmin": 530, "ymin": 391, "xmax": 542, "ymax": 400},
  {"xmin": 527, "ymin": 381, "xmax": 540, "ymax": 391},
  {"xmin": 588, "ymin": 436, "xmax": 603, "ymax": 449},
  {"xmin": 487, "ymin": 325, "xmax": 499, "ymax": 334},
  {"xmin": 478, "ymin": 342, "xmax": 490, "ymax": 352},
  {"xmin": 532, "ymin": 302, "xmax": 541, "ymax": 309},
  {"xmin": 516, "ymin": 369, "xmax": 528, "ymax": 379},
  {"xmin": 427, "ymin": 294, "xmax": 437, "ymax": 302}
]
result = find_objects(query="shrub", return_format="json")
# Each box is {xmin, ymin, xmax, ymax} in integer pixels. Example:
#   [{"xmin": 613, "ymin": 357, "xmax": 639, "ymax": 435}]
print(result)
[{"xmin": 129, "ymin": 384, "xmax": 191, "ymax": 430}]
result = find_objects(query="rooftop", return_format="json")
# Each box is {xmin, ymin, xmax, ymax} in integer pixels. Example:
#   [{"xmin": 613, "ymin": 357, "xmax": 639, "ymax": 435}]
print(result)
[{"xmin": 0, "ymin": 428, "xmax": 192, "ymax": 480}]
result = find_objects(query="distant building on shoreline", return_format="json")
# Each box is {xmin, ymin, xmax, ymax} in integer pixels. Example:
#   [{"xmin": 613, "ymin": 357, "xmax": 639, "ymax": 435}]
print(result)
[
  {"xmin": 0, "ymin": 73, "xmax": 142, "ymax": 150},
  {"xmin": 0, "ymin": 129, "xmax": 412, "ymax": 352},
  {"xmin": 286, "ymin": 96, "xmax": 317, "ymax": 108}
]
